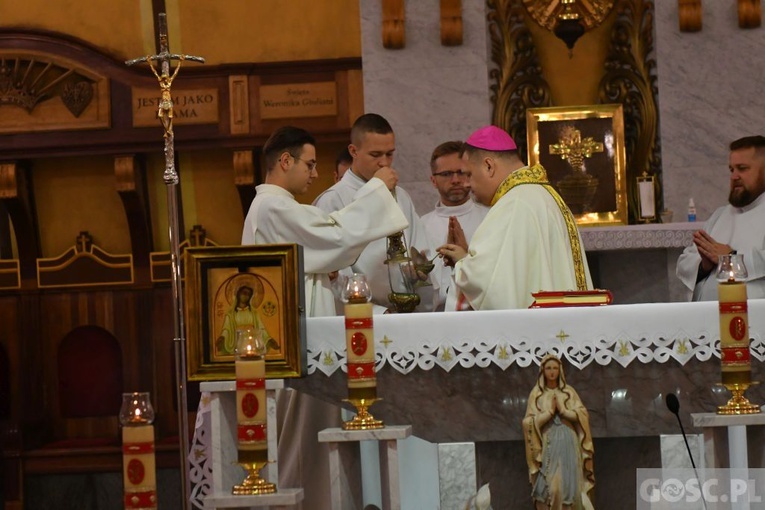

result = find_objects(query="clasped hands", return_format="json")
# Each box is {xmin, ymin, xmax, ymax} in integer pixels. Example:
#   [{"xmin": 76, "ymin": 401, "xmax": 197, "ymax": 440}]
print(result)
[
  {"xmin": 437, "ymin": 216, "xmax": 469, "ymax": 267},
  {"xmin": 694, "ymin": 230, "xmax": 733, "ymax": 273}
]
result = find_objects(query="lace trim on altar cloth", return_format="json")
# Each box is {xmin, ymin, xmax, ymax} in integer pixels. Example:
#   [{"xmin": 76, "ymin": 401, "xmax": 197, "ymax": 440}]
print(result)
[{"xmin": 307, "ymin": 336, "xmax": 764, "ymax": 375}]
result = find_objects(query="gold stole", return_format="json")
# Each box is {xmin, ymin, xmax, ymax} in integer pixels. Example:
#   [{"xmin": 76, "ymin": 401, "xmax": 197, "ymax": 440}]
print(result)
[{"xmin": 490, "ymin": 164, "xmax": 588, "ymax": 291}]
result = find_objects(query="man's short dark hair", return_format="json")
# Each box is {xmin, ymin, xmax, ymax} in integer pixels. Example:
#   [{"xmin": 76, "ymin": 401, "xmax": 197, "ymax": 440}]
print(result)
[
  {"xmin": 730, "ymin": 135, "xmax": 765, "ymax": 154},
  {"xmin": 351, "ymin": 113, "xmax": 393, "ymax": 146},
  {"xmin": 430, "ymin": 141, "xmax": 463, "ymax": 172},
  {"xmin": 335, "ymin": 147, "xmax": 353, "ymax": 168},
  {"xmin": 263, "ymin": 126, "xmax": 315, "ymax": 172}
]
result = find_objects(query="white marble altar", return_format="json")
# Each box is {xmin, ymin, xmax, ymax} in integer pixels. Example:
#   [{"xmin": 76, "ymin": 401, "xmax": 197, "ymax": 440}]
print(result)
[{"xmin": 288, "ymin": 299, "xmax": 765, "ymax": 508}]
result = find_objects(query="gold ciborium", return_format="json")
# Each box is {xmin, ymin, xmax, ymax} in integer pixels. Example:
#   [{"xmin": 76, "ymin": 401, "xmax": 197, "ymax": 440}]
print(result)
[{"xmin": 716, "ymin": 253, "xmax": 760, "ymax": 415}]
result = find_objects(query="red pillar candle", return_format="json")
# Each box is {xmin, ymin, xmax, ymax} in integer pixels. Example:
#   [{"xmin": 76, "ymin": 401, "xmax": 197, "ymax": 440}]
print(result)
[
  {"xmin": 232, "ymin": 326, "xmax": 276, "ymax": 494},
  {"xmin": 343, "ymin": 274, "xmax": 377, "ymax": 401},
  {"xmin": 235, "ymin": 350, "xmax": 267, "ymax": 464},
  {"xmin": 718, "ymin": 280, "xmax": 751, "ymax": 386},
  {"xmin": 120, "ymin": 392, "xmax": 157, "ymax": 510},
  {"xmin": 345, "ymin": 299, "xmax": 377, "ymax": 401}
]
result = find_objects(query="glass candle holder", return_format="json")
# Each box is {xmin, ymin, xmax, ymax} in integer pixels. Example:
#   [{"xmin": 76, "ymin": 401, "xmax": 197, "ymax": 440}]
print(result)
[{"xmin": 120, "ymin": 392, "xmax": 157, "ymax": 510}]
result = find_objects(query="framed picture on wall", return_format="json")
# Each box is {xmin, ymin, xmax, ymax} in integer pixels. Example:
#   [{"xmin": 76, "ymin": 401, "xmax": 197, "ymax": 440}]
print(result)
[
  {"xmin": 185, "ymin": 244, "xmax": 306, "ymax": 381},
  {"xmin": 526, "ymin": 104, "xmax": 628, "ymax": 226}
]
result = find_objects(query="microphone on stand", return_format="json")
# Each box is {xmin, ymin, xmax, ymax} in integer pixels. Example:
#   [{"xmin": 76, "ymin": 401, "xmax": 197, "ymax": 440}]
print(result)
[
  {"xmin": 665, "ymin": 393, "xmax": 697, "ymax": 470},
  {"xmin": 666, "ymin": 393, "xmax": 708, "ymax": 510}
]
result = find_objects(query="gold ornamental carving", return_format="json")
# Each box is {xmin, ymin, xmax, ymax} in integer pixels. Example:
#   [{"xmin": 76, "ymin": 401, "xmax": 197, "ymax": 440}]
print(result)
[
  {"xmin": 488, "ymin": 0, "xmax": 661, "ymax": 224},
  {"xmin": 522, "ymin": 0, "xmax": 616, "ymax": 31},
  {"xmin": 0, "ymin": 56, "xmax": 95, "ymax": 116},
  {"xmin": 488, "ymin": 0, "xmax": 552, "ymax": 161},
  {"xmin": 598, "ymin": 0, "xmax": 662, "ymax": 223}
]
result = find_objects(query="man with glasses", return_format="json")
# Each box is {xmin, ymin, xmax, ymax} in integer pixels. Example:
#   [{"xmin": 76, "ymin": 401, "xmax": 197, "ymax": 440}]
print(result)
[
  {"xmin": 314, "ymin": 113, "xmax": 436, "ymax": 313},
  {"xmin": 241, "ymin": 125, "xmax": 407, "ymax": 317},
  {"xmin": 421, "ymin": 141, "xmax": 489, "ymax": 310}
]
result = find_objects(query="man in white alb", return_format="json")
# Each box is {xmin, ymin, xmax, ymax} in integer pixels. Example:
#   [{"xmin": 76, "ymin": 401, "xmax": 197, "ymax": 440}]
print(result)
[
  {"xmin": 438, "ymin": 125, "xmax": 592, "ymax": 310},
  {"xmin": 421, "ymin": 141, "xmax": 489, "ymax": 310},
  {"xmin": 240, "ymin": 126, "xmax": 408, "ymax": 509},
  {"xmin": 241, "ymin": 125, "xmax": 408, "ymax": 316},
  {"xmin": 677, "ymin": 135, "xmax": 765, "ymax": 300},
  {"xmin": 314, "ymin": 113, "xmax": 436, "ymax": 313}
]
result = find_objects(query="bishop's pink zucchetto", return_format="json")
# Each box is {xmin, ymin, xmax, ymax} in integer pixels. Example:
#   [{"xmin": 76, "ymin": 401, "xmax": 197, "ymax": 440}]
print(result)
[{"xmin": 465, "ymin": 125, "xmax": 517, "ymax": 152}]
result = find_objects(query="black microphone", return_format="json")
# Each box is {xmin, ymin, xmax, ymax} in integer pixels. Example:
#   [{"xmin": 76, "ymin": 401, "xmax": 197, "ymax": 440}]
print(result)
[
  {"xmin": 665, "ymin": 393, "xmax": 697, "ymax": 469},
  {"xmin": 666, "ymin": 393, "xmax": 708, "ymax": 510}
]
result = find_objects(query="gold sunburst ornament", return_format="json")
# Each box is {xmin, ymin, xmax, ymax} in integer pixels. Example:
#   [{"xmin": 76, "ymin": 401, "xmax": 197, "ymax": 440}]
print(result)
[{"xmin": 522, "ymin": 0, "xmax": 615, "ymax": 53}]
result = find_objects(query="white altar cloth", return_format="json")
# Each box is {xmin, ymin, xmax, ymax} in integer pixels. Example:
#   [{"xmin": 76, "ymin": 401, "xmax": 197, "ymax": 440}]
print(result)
[{"xmin": 307, "ymin": 300, "xmax": 765, "ymax": 375}]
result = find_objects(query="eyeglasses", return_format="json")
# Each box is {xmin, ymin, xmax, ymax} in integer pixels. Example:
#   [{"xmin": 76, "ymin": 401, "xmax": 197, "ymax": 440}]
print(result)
[
  {"xmin": 295, "ymin": 157, "xmax": 317, "ymax": 172},
  {"xmin": 432, "ymin": 170, "xmax": 468, "ymax": 179}
]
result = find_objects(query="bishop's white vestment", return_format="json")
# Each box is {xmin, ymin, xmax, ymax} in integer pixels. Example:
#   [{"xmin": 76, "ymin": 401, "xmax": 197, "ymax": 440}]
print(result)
[
  {"xmin": 420, "ymin": 199, "xmax": 489, "ymax": 310},
  {"xmin": 450, "ymin": 165, "xmax": 593, "ymax": 310},
  {"xmin": 314, "ymin": 169, "xmax": 437, "ymax": 313},
  {"xmin": 676, "ymin": 193, "xmax": 765, "ymax": 301},
  {"xmin": 241, "ymin": 180, "xmax": 408, "ymax": 317}
]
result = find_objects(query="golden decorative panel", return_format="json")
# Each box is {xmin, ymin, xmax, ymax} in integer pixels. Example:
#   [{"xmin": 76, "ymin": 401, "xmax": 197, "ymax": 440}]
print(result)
[{"xmin": 488, "ymin": 0, "xmax": 662, "ymax": 224}]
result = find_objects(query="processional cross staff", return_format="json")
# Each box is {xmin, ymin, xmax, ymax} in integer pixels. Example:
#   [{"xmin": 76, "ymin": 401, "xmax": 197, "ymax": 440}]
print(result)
[{"xmin": 126, "ymin": 13, "xmax": 204, "ymax": 510}]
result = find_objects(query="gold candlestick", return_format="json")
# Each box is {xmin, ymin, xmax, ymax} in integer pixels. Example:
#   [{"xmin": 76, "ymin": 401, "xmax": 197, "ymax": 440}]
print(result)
[
  {"xmin": 233, "ymin": 328, "xmax": 276, "ymax": 495},
  {"xmin": 716, "ymin": 254, "xmax": 759, "ymax": 415},
  {"xmin": 120, "ymin": 392, "xmax": 157, "ymax": 510},
  {"xmin": 342, "ymin": 274, "xmax": 383, "ymax": 429}
]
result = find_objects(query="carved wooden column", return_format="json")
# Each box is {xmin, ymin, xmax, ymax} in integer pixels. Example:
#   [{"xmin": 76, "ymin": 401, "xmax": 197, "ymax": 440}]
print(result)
[
  {"xmin": 678, "ymin": 0, "xmax": 703, "ymax": 32},
  {"xmin": 0, "ymin": 162, "xmax": 40, "ymax": 285},
  {"xmin": 382, "ymin": 0, "xmax": 406, "ymax": 49},
  {"xmin": 115, "ymin": 155, "xmax": 153, "ymax": 284},
  {"xmin": 233, "ymin": 149, "xmax": 259, "ymax": 217},
  {"xmin": 738, "ymin": 0, "xmax": 761, "ymax": 28},
  {"xmin": 440, "ymin": 0, "xmax": 463, "ymax": 46}
]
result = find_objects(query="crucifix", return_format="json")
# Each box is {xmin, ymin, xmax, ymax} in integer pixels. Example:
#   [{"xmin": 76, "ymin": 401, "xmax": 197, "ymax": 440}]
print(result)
[{"xmin": 126, "ymin": 13, "xmax": 204, "ymax": 510}]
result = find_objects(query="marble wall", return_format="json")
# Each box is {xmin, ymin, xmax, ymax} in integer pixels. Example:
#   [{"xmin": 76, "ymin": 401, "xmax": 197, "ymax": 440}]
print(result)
[
  {"xmin": 655, "ymin": 2, "xmax": 765, "ymax": 222},
  {"xmin": 360, "ymin": 0, "xmax": 493, "ymax": 216}
]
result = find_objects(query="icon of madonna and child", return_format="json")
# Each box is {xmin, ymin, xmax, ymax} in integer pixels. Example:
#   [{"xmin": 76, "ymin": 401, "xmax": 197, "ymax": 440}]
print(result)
[{"xmin": 211, "ymin": 271, "xmax": 282, "ymax": 360}]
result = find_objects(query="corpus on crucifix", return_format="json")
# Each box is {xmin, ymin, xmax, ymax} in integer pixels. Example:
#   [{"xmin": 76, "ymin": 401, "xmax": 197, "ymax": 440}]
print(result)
[{"xmin": 125, "ymin": 13, "xmax": 205, "ymax": 510}]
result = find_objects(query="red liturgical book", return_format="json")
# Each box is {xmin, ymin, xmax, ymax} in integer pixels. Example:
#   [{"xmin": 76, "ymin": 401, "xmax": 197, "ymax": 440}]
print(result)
[{"xmin": 529, "ymin": 289, "xmax": 614, "ymax": 308}]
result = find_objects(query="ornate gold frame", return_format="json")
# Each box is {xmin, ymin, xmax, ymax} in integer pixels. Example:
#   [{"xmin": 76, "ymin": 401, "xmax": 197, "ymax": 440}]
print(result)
[
  {"xmin": 185, "ymin": 244, "xmax": 306, "ymax": 380},
  {"xmin": 526, "ymin": 104, "xmax": 628, "ymax": 226}
]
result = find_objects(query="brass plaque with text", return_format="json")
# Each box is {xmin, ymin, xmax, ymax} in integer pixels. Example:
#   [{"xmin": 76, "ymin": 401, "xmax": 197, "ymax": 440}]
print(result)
[
  {"xmin": 132, "ymin": 88, "xmax": 219, "ymax": 127},
  {"xmin": 259, "ymin": 82, "xmax": 337, "ymax": 120}
]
